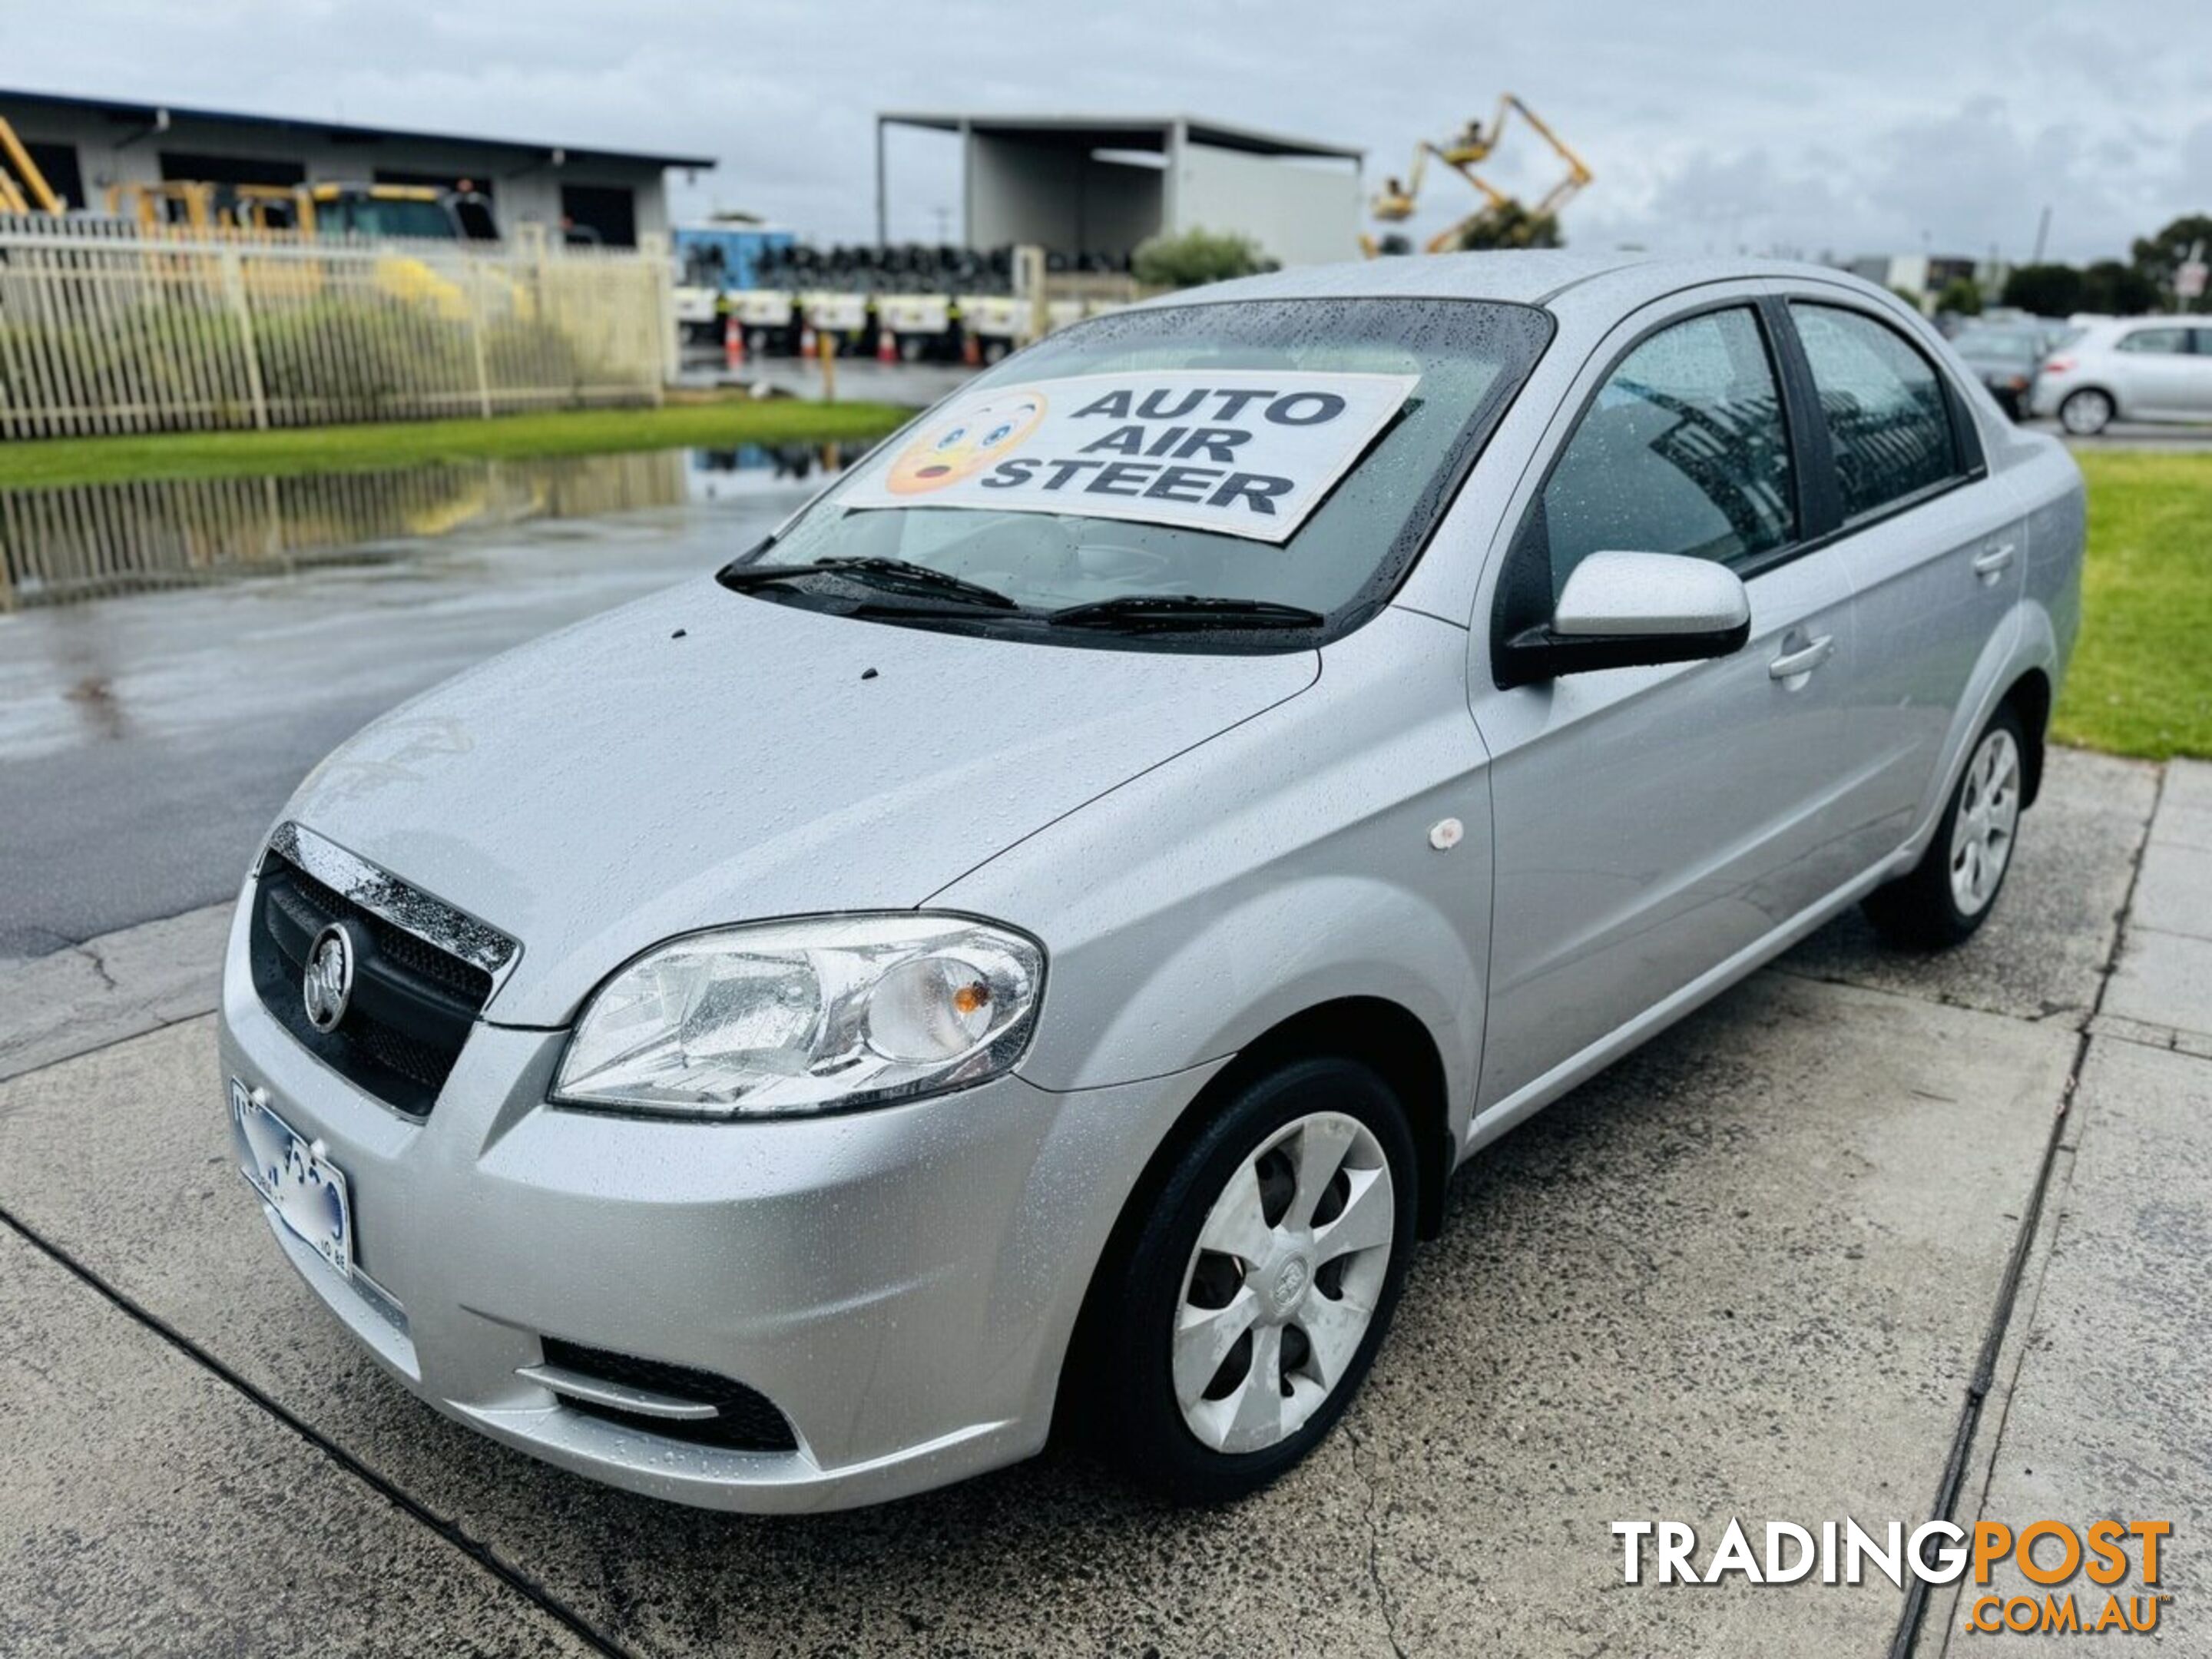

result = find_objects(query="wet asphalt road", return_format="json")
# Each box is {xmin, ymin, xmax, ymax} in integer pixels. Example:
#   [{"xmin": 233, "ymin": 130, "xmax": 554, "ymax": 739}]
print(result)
[{"xmin": 0, "ymin": 495, "xmax": 796, "ymax": 960}]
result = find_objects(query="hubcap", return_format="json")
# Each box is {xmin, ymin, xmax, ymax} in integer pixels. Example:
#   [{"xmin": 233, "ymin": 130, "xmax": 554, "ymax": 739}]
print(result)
[
  {"xmin": 1174, "ymin": 1111, "xmax": 1395, "ymax": 1454},
  {"xmin": 2062, "ymin": 392, "xmax": 2111, "ymax": 435},
  {"xmin": 1949, "ymin": 728, "xmax": 2021, "ymax": 916}
]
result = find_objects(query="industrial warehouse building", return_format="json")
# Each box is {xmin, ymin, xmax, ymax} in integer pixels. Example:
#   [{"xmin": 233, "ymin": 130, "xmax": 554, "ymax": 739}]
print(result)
[
  {"xmin": 0, "ymin": 87, "xmax": 712, "ymax": 246},
  {"xmin": 876, "ymin": 112, "xmax": 1365, "ymax": 268}
]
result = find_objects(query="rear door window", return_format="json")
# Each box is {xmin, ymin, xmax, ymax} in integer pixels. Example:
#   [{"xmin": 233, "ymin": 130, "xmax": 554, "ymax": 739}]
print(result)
[
  {"xmin": 1789, "ymin": 304, "xmax": 1962, "ymax": 522},
  {"xmin": 2117, "ymin": 327, "xmax": 2189, "ymax": 355}
]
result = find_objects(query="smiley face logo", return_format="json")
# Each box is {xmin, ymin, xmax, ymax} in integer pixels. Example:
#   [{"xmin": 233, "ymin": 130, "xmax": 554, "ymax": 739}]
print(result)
[{"xmin": 885, "ymin": 391, "xmax": 1048, "ymax": 495}]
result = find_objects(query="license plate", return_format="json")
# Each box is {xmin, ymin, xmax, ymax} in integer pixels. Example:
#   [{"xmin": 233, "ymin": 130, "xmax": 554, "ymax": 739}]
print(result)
[{"xmin": 232, "ymin": 1078, "xmax": 353, "ymax": 1278}]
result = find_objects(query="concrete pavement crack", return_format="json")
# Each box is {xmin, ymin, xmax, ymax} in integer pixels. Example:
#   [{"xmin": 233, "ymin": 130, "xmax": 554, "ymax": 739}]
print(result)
[
  {"xmin": 1342, "ymin": 1422, "xmax": 1408, "ymax": 1659},
  {"xmin": 75, "ymin": 942, "xmax": 118, "ymax": 992},
  {"xmin": 0, "ymin": 1202, "xmax": 637, "ymax": 1659},
  {"xmin": 0, "ymin": 1008, "xmax": 216, "ymax": 1091},
  {"xmin": 1766, "ymin": 962, "xmax": 2087, "ymax": 1027}
]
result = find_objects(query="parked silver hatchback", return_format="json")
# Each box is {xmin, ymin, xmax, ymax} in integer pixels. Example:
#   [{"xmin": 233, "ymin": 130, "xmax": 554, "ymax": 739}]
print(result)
[
  {"xmin": 2029, "ymin": 316, "xmax": 2212, "ymax": 433},
  {"xmin": 220, "ymin": 253, "xmax": 2084, "ymax": 1512}
]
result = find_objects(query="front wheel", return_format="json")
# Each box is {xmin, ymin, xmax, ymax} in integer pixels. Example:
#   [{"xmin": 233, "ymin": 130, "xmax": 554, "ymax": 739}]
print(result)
[
  {"xmin": 1863, "ymin": 706, "xmax": 2026, "ymax": 949},
  {"xmin": 2059, "ymin": 388, "xmax": 2114, "ymax": 435},
  {"xmin": 1091, "ymin": 1056, "xmax": 1417, "ymax": 1504}
]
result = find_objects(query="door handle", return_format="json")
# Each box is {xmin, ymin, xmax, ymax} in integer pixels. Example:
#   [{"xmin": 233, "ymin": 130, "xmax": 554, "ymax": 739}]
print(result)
[
  {"xmin": 1769, "ymin": 634, "xmax": 1834, "ymax": 680},
  {"xmin": 1972, "ymin": 543, "xmax": 2017, "ymax": 579}
]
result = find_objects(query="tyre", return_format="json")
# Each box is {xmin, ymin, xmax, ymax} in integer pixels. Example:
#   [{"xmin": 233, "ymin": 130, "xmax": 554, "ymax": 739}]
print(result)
[
  {"xmin": 2058, "ymin": 388, "xmax": 2114, "ymax": 435},
  {"xmin": 1863, "ymin": 705, "xmax": 2027, "ymax": 949},
  {"xmin": 1089, "ymin": 1055, "xmax": 1418, "ymax": 1505}
]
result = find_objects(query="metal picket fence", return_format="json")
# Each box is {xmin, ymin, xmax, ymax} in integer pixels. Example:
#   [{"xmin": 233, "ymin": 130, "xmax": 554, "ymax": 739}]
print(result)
[{"xmin": 0, "ymin": 217, "xmax": 672, "ymax": 439}]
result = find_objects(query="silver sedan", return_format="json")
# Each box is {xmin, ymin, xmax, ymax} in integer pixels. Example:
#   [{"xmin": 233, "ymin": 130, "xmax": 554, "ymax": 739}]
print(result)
[{"xmin": 219, "ymin": 252, "xmax": 2083, "ymax": 1512}]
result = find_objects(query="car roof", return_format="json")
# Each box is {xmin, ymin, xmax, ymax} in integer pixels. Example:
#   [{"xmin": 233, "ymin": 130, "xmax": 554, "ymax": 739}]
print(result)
[{"xmin": 1130, "ymin": 252, "xmax": 1899, "ymax": 319}]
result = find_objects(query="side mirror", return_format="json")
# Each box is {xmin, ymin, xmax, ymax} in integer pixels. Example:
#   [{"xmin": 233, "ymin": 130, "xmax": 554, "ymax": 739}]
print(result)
[{"xmin": 1497, "ymin": 551, "xmax": 1752, "ymax": 687}]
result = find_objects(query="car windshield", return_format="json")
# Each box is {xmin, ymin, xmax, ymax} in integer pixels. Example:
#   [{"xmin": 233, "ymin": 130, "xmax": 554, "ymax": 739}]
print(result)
[
  {"xmin": 1954, "ymin": 326, "xmax": 2043, "ymax": 360},
  {"xmin": 730, "ymin": 297, "xmax": 1553, "ymax": 648},
  {"xmin": 324, "ymin": 197, "xmax": 455, "ymax": 240}
]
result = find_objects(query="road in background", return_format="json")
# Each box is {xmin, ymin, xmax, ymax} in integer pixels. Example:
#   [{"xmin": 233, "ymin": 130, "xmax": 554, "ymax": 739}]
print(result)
[
  {"xmin": 2027, "ymin": 416, "xmax": 2212, "ymax": 449},
  {"xmin": 0, "ymin": 493, "xmax": 798, "ymax": 960}
]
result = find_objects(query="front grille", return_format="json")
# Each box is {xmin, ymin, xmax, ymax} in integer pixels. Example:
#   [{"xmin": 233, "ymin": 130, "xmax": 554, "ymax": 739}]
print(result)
[
  {"xmin": 281, "ymin": 858, "xmax": 492, "ymax": 1003},
  {"xmin": 539, "ymin": 1337, "xmax": 799, "ymax": 1453},
  {"xmin": 249, "ymin": 831, "xmax": 505, "ymax": 1116}
]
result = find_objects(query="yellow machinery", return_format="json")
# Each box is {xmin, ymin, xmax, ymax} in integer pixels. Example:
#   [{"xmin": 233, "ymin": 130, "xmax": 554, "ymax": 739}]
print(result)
[
  {"xmin": 98, "ymin": 180, "xmax": 510, "ymax": 319},
  {"xmin": 104, "ymin": 180, "xmax": 237, "ymax": 234},
  {"xmin": 104, "ymin": 179, "xmax": 476, "ymax": 240},
  {"xmin": 1365, "ymin": 94, "xmax": 1593, "ymax": 255},
  {"xmin": 0, "ymin": 115, "xmax": 65, "ymax": 214},
  {"xmin": 2, "ymin": 124, "xmax": 480, "ymax": 241}
]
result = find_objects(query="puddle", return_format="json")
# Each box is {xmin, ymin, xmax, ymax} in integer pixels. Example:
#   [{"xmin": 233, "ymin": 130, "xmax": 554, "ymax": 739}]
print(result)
[
  {"xmin": 688, "ymin": 439, "xmax": 870, "ymax": 502},
  {"xmin": 0, "ymin": 440, "xmax": 867, "ymax": 612}
]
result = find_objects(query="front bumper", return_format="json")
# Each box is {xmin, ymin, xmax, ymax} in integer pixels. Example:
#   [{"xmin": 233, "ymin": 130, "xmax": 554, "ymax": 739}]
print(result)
[{"xmin": 217, "ymin": 895, "xmax": 1217, "ymax": 1513}]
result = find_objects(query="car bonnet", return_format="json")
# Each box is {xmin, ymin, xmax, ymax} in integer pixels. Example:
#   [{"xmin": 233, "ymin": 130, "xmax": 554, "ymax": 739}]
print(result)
[{"xmin": 277, "ymin": 577, "xmax": 1320, "ymax": 1025}]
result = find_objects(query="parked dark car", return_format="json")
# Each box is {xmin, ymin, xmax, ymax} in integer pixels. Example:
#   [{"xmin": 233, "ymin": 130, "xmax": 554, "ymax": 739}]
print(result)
[{"xmin": 1950, "ymin": 322, "xmax": 2055, "ymax": 419}]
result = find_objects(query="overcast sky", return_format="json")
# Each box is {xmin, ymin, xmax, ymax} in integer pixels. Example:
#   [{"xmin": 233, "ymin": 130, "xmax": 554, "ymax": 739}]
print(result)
[{"xmin": 8, "ymin": 0, "xmax": 2208, "ymax": 263}]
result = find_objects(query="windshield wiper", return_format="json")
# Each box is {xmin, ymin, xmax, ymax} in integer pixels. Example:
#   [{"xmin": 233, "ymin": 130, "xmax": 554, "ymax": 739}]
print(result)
[
  {"xmin": 1045, "ymin": 594, "xmax": 1327, "ymax": 632},
  {"xmin": 719, "ymin": 556, "xmax": 1018, "ymax": 610}
]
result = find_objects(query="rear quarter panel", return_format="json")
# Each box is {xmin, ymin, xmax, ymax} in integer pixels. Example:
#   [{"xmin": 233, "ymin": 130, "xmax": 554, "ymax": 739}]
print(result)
[
  {"xmin": 2010, "ymin": 435, "xmax": 2087, "ymax": 690},
  {"xmin": 1901, "ymin": 421, "xmax": 2083, "ymax": 844}
]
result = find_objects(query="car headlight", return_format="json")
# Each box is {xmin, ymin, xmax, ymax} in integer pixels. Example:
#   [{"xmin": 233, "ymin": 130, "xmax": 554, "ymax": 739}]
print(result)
[{"xmin": 552, "ymin": 914, "xmax": 1044, "ymax": 1118}]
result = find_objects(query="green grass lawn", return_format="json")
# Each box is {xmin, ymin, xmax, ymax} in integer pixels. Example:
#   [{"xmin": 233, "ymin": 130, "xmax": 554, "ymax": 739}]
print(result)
[
  {"xmin": 2057, "ymin": 451, "xmax": 2212, "ymax": 761},
  {"xmin": 0, "ymin": 396, "xmax": 911, "ymax": 490}
]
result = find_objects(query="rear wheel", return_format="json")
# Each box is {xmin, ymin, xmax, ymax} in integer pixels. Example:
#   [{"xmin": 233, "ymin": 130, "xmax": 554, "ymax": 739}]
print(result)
[
  {"xmin": 1863, "ymin": 705, "xmax": 2026, "ymax": 949},
  {"xmin": 2058, "ymin": 388, "xmax": 2114, "ymax": 435},
  {"xmin": 1091, "ymin": 1056, "xmax": 1416, "ymax": 1504}
]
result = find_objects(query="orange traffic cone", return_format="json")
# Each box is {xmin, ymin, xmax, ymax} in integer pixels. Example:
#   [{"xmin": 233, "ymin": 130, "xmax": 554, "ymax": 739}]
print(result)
[
  {"xmin": 799, "ymin": 325, "xmax": 817, "ymax": 359},
  {"xmin": 877, "ymin": 325, "xmax": 897, "ymax": 365},
  {"xmin": 723, "ymin": 314, "xmax": 744, "ymax": 373},
  {"xmin": 961, "ymin": 330, "xmax": 982, "ymax": 368}
]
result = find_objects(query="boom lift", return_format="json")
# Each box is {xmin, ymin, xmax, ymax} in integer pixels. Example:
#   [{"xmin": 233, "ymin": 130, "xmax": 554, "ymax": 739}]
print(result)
[
  {"xmin": 1364, "ymin": 94, "xmax": 1593, "ymax": 255},
  {"xmin": 0, "ymin": 115, "xmax": 65, "ymax": 214}
]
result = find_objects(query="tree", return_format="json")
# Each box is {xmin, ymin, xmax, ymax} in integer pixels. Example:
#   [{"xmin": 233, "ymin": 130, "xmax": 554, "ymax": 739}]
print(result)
[
  {"xmin": 1453, "ymin": 201, "xmax": 1562, "ymax": 251},
  {"xmin": 2080, "ymin": 260, "xmax": 2160, "ymax": 316},
  {"xmin": 1934, "ymin": 276, "xmax": 1983, "ymax": 318},
  {"xmin": 2000, "ymin": 263, "xmax": 2083, "ymax": 316},
  {"xmin": 2130, "ymin": 214, "xmax": 2212, "ymax": 313},
  {"xmin": 1131, "ymin": 227, "xmax": 1272, "ymax": 289}
]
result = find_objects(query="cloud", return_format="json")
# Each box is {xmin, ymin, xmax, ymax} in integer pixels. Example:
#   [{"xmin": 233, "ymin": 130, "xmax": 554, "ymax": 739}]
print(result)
[{"xmin": 4, "ymin": 0, "xmax": 2206, "ymax": 260}]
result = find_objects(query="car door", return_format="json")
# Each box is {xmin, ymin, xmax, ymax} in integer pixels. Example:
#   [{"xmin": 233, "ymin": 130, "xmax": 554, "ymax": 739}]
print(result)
[
  {"xmin": 1471, "ymin": 295, "xmax": 1877, "ymax": 1121},
  {"xmin": 2187, "ymin": 329, "xmax": 2212, "ymax": 417},
  {"xmin": 1784, "ymin": 297, "xmax": 2025, "ymax": 853},
  {"xmin": 2111, "ymin": 325, "xmax": 2195, "ymax": 417}
]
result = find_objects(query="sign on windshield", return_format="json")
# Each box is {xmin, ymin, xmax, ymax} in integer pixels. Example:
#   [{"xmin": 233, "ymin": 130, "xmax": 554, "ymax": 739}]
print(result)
[{"xmin": 839, "ymin": 370, "xmax": 1420, "ymax": 545}]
